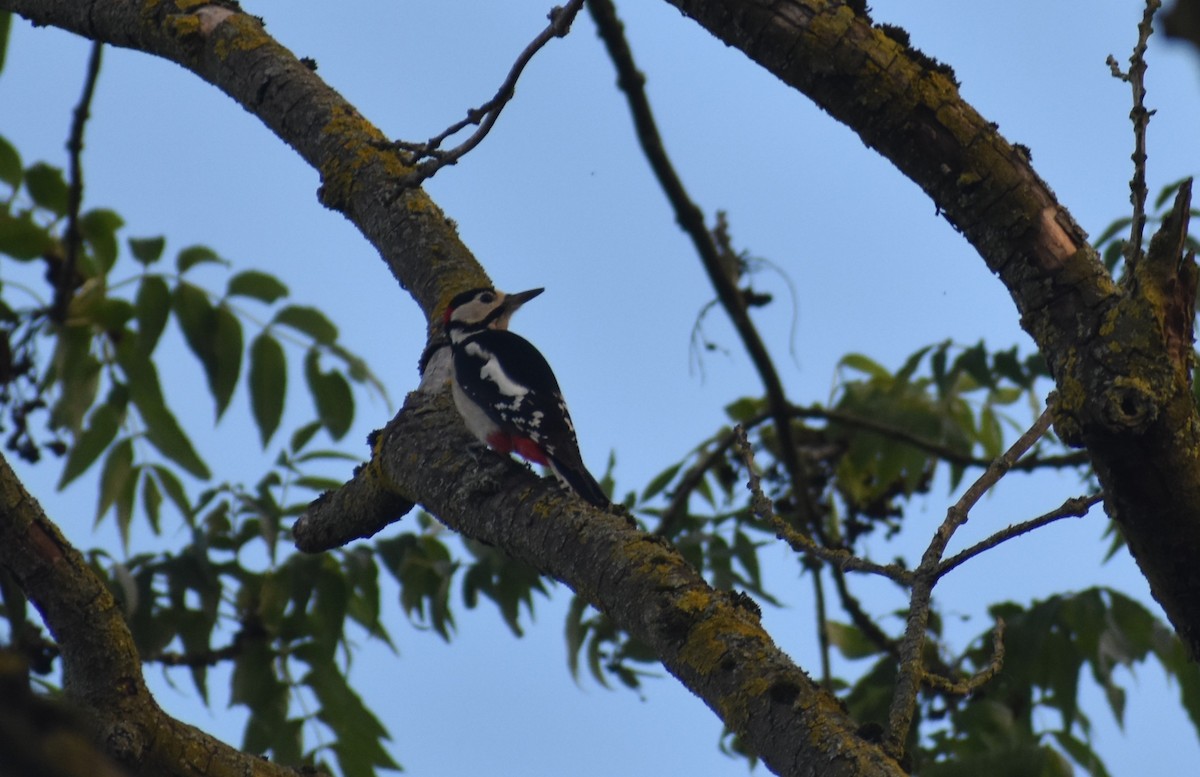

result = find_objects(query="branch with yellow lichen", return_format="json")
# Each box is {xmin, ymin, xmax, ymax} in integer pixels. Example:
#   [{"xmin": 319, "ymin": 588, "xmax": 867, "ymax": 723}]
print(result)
[{"xmin": 0, "ymin": 451, "xmax": 310, "ymax": 777}]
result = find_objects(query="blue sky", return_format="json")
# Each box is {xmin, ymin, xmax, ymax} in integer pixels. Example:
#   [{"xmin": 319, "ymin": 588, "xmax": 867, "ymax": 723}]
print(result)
[{"xmin": 3, "ymin": 1, "xmax": 1200, "ymax": 774}]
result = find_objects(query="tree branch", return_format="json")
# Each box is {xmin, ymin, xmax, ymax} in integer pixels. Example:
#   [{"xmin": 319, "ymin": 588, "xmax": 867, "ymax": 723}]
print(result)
[
  {"xmin": 395, "ymin": 0, "xmax": 586, "ymax": 187},
  {"xmin": 302, "ymin": 388, "xmax": 907, "ymax": 777},
  {"xmin": 0, "ymin": 451, "xmax": 309, "ymax": 777},
  {"xmin": 54, "ymin": 39, "xmax": 103, "ymax": 324},
  {"xmin": 588, "ymin": 0, "xmax": 820, "ymax": 529},
  {"xmin": 661, "ymin": 0, "xmax": 1200, "ymax": 660},
  {"xmin": 1106, "ymin": 0, "xmax": 1162, "ymax": 265},
  {"xmin": 884, "ymin": 406, "xmax": 1053, "ymax": 757}
]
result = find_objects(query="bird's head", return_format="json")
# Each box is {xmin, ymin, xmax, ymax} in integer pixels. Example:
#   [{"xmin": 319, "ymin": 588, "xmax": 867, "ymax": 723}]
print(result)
[{"xmin": 443, "ymin": 287, "xmax": 544, "ymax": 334}]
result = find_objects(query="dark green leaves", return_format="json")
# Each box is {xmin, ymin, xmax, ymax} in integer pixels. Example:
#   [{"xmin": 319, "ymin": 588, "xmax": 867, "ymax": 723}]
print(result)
[
  {"xmin": 229, "ymin": 270, "xmax": 288, "ymax": 303},
  {"xmin": 275, "ymin": 305, "xmax": 338, "ymax": 344},
  {"xmin": 173, "ymin": 283, "xmax": 243, "ymax": 419},
  {"xmin": 305, "ymin": 348, "xmax": 353, "ymax": 440},
  {"xmin": 0, "ymin": 213, "xmax": 53, "ymax": 259},
  {"xmin": 129, "ymin": 235, "xmax": 166, "ymax": 265},
  {"xmin": 0, "ymin": 134, "xmax": 21, "ymax": 188},
  {"xmin": 23, "ymin": 162, "xmax": 68, "ymax": 216},
  {"xmin": 249, "ymin": 334, "xmax": 287, "ymax": 446}
]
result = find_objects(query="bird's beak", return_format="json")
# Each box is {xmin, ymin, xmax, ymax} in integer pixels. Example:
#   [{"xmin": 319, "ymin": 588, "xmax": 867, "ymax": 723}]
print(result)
[
  {"xmin": 493, "ymin": 287, "xmax": 544, "ymax": 329},
  {"xmin": 506, "ymin": 287, "xmax": 545, "ymax": 309}
]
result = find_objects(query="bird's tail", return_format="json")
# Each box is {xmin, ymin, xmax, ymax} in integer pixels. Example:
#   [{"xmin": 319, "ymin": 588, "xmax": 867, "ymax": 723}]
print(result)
[{"xmin": 548, "ymin": 455, "xmax": 609, "ymax": 508}]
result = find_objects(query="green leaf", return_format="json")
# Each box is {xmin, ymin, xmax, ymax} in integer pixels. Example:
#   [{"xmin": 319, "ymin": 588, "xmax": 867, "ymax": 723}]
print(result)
[
  {"xmin": 80, "ymin": 208, "xmax": 124, "ymax": 274},
  {"xmin": 0, "ymin": 213, "xmax": 54, "ymax": 260},
  {"xmin": 24, "ymin": 162, "xmax": 69, "ymax": 216},
  {"xmin": 135, "ymin": 275, "xmax": 171, "ymax": 354},
  {"xmin": 228, "ymin": 270, "xmax": 289, "ymax": 303},
  {"xmin": 176, "ymin": 244, "xmax": 226, "ymax": 274},
  {"xmin": 96, "ymin": 438, "xmax": 134, "ymax": 526},
  {"xmin": 827, "ymin": 621, "xmax": 883, "ymax": 659},
  {"xmin": 128, "ymin": 236, "xmax": 166, "ymax": 265},
  {"xmin": 211, "ymin": 303, "xmax": 243, "ymax": 419},
  {"xmin": 58, "ymin": 402, "xmax": 122, "ymax": 490},
  {"xmin": 839, "ymin": 352, "xmax": 890, "ymax": 380},
  {"xmin": 303, "ymin": 659, "xmax": 399, "ymax": 777},
  {"xmin": 173, "ymin": 282, "xmax": 233, "ymax": 417},
  {"xmin": 116, "ymin": 342, "xmax": 210, "ymax": 479},
  {"xmin": 47, "ymin": 325, "xmax": 101, "ymax": 436},
  {"xmin": 274, "ymin": 305, "xmax": 338, "ymax": 345},
  {"xmin": 149, "ymin": 464, "xmax": 192, "ymax": 523},
  {"xmin": 0, "ymin": 12, "xmax": 9, "ymax": 75},
  {"xmin": 305, "ymin": 349, "xmax": 353, "ymax": 440},
  {"xmin": 248, "ymin": 334, "xmax": 286, "ymax": 446},
  {"xmin": 641, "ymin": 461, "xmax": 681, "ymax": 502},
  {"xmin": 724, "ymin": 396, "xmax": 766, "ymax": 423},
  {"xmin": 142, "ymin": 471, "xmax": 163, "ymax": 534},
  {"xmin": 0, "ymin": 134, "xmax": 20, "ymax": 188}
]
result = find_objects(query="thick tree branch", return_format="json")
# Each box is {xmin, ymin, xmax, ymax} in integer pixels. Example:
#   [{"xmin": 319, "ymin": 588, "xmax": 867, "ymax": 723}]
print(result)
[
  {"xmin": 0, "ymin": 452, "xmax": 308, "ymax": 777},
  {"xmin": 665, "ymin": 0, "xmax": 1200, "ymax": 659},
  {"xmin": 304, "ymin": 388, "xmax": 906, "ymax": 777}
]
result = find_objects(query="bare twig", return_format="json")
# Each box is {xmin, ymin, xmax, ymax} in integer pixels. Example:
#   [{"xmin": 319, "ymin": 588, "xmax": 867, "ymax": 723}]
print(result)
[
  {"xmin": 734, "ymin": 426, "xmax": 910, "ymax": 583},
  {"xmin": 921, "ymin": 619, "xmax": 1006, "ymax": 696},
  {"xmin": 937, "ymin": 492, "xmax": 1103, "ymax": 579},
  {"xmin": 883, "ymin": 404, "xmax": 1054, "ymax": 758},
  {"xmin": 1107, "ymin": 0, "xmax": 1162, "ymax": 265},
  {"xmin": 53, "ymin": 40, "xmax": 103, "ymax": 323},
  {"xmin": 589, "ymin": 0, "xmax": 819, "ymax": 529},
  {"xmin": 395, "ymin": 0, "xmax": 584, "ymax": 187}
]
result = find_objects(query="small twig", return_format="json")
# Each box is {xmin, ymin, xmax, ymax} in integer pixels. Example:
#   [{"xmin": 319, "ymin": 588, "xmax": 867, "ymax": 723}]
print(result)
[
  {"xmin": 937, "ymin": 492, "xmax": 1103, "ymax": 579},
  {"xmin": 1107, "ymin": 0, "xmax": 1162, "ymax": 265},
  {"xmin": 53, "ymin": 40, "xmax": 104, "ymax": 323},
  {"xmin": 883, "ymin": 404, "xmax": 1054, "ymax": 759},
  {"xmin": 811, "ymin": 560, "xmax": 832, "ymax": 684},
  {"xmin": 396, "ymin": 0, "xmax": 584, "ymax": 187},
  {"xmin": 921, "ymin": 619, "xmax": 1005, "ymax": 695},
  {"xmin": 733, "ymin": 425, "xmax": 910, "ymax": 584}
]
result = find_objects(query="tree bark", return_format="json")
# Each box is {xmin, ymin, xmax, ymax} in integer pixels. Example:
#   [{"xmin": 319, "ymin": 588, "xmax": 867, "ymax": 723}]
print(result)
[
  {"xmin": 665, "ymin": 0, "xmax": 1200, "ymax": 658},
  {"xmin": 0, "ymin": 1, "xmax": 908, "ymax": 774}
]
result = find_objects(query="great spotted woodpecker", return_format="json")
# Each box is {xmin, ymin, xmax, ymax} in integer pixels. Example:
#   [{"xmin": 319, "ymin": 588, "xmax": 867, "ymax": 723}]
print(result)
[{"xmin": 444, "ymin": 287, "xmax": 608, "ymax": 508}]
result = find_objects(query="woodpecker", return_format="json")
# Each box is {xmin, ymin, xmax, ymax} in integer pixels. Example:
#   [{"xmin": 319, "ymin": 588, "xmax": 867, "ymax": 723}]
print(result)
[{"xmin": 443, "ymin": 286, "xmax": 608, "ymax": 508}]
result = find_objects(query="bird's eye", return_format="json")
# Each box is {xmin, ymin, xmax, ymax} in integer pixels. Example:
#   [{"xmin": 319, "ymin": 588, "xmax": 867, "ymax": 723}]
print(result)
[{"xmin": 480, "ymin": 292, "xmax": 495, "ymax": 304}]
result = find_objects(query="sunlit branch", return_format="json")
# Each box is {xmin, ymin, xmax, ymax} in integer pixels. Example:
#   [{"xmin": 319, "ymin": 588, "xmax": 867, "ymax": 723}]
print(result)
[
  {"xmin": 937, "ymin": 492, "xmax": 1103, "ymax": 579},
  {"xmin": 883, "ymin": 404, "xmax": 1054, "ymax": 758},
  {"xmin": 395, "ymin": 0, "xmax": 585, "ymax": 187},
  {"xmin": 1107, "ymin": 0, "xmax": 1162, "ymax": 265},
  {"xmin": 54, "ymin": 40, "xmax": 103, "ymax": 324}
]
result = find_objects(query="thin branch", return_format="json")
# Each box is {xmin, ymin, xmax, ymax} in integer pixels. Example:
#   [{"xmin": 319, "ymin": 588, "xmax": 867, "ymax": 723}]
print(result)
[
  {"xmin": 921, "ymin": 619, "xmax": 1006, "ymax": 696},
  {"xmin": 883, "ymin": 404, "xmax": 1054, "ymax": 759},
  {"xmin": 811, "ymin": 560, "xmax": 832, "ymax": 684},
  {"xmin": 796, "ymin": 403, "xmax": 1088, "ymax": 472},
  {"xmin": 937, "ymin": 492, "xmax": 1103, "ymax": 579},
  {"xmin": 1107, "ymin": 0, "xmax": 1162, "ymax": 265},
  {"xmin": 734, "ymin": 425, "xmax": 911, "ymax": 583},
  {"xmin": 589, "ymin": 0, "xmax": 819, "ymax": 528},
  {"xmin": 395, "ymin": 0, "xmax": 585, "ymax": 187},
  {"xmin": 53, "ymin": 40, "xmax": 103, "ymax": 324}
]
